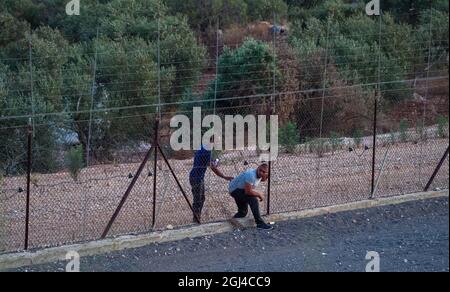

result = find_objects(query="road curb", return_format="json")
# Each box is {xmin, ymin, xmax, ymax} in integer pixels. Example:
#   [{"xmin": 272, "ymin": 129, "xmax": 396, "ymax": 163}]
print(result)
[{"xmin": 1, "ymin": 190, "xmax": 448, "ymax": 271}]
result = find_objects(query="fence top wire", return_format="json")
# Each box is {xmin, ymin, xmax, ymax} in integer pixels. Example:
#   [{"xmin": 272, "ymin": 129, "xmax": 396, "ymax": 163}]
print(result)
[
  {"xmin": 2, "ymin": 79, "xmax": 448, "ymax": 131},
  {"xmin": 0, "ymin": 75, "xmax": 447, "ymax": 123},
  {"xmin": 4, "ymin": 63, "xmax": 447, "ymax": 107},
  {"xmin": 1, "ymin": 58, "xmax": 447, "ymax": 110},
  {"xmin": 1, "ymin": 42, "xmax": 447, "ymax": 80},
  {"xmin": 3, "ymin": 44, "xmax": 447, "ymax": 91}
]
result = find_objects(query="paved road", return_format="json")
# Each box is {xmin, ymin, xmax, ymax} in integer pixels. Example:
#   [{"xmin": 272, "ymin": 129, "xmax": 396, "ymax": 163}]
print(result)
[{"xmin": 13, "ymin": 197, "xmax": 449, "ymax": 272}]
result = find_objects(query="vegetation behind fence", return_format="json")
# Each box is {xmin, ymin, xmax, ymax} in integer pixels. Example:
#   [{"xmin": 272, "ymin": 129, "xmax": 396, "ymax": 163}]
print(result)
[{"xmin": 0, "ymin": 0, "xmax": 448, "ymax": 253}]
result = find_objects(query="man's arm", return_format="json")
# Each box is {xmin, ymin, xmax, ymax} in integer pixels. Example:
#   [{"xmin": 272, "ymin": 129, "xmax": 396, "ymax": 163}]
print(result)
[
  {"xmin": 244, "ymin": 183, "xmax": 264, "ymax": 202},
  {"xmin": 210, "ymin": 162, "xmax": 234, "ymax": 181}
]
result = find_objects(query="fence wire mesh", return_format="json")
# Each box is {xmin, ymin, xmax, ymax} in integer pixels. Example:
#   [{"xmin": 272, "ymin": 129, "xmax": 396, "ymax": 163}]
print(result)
[{"xmin": 0, "ymin": 5, "xmax": 448, "ymax": 254}]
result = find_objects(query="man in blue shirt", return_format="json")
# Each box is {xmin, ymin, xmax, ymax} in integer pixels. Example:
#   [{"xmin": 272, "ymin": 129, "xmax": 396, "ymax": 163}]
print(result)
[
  {"xmin": 189, "ymin": 137, "xmax": 233, "ymax": 223},
  {"xmin": 229, "ymin": 163, "xmax": 273, "ymax": 230}
]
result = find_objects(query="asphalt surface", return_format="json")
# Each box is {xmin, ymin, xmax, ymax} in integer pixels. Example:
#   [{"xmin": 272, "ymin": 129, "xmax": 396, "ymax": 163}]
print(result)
[{"xmin": 11, "ymin": 197, "xmax": 449, "ymax": 272}]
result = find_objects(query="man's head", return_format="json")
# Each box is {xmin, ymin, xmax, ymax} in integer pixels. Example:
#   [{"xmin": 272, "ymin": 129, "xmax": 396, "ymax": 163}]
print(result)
[{"xmin": 256, "ymin": 163, "xmax": 269, "ymax": 182}]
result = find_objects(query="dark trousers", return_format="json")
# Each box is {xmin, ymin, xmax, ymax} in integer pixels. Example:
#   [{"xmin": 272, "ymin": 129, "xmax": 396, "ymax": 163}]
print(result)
[
  {"xmin": 190, "ymin": 178, "xmax": 205, "ymax": 219},
  {"xmin": 230, "ymin": 189, "xmax": 265, "ymax": 225}
]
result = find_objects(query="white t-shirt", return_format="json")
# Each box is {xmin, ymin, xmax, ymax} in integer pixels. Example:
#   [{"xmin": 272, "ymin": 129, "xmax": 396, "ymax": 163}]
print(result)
[{"xmin": 229, "ymin": 169, "xmax": 261, "ymax": 193}]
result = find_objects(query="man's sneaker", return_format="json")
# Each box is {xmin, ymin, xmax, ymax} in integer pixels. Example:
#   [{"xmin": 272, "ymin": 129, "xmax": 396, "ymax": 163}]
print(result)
[
  {"xmin": 257, "ymin": 223, "xmax": 274, "ymax": 230},
  {"xmin": 233, "ymin": 213, "xmax": 247, "ymax": 219}
]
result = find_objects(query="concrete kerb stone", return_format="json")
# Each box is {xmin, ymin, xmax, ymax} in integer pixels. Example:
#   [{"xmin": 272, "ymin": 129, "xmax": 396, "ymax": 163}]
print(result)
[
  {"xmin": 0, "ymin": 190, "xmax": 448, "ymax": 271},
  {"xmin": 265, "ymin": 190, "xmax": 449, "ymax": 223}
]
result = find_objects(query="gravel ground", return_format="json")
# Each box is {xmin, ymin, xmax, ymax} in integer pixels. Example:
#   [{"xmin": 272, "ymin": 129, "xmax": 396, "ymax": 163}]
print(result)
[
  {"xmin": 11, "ymin": 197, "xmax": 449, "ymax": 272},
  {"xmin": 1, "ymin": 139, "xmax": 448, "ymax": 252}
]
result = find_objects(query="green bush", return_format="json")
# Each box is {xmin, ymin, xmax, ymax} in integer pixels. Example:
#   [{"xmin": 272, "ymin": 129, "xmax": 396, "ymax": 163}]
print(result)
[
  {"xmin": 416, "ymin": 9, "xmax": 449, "ymax": 67},
  {"xmin": 383, "ymin": 1, "xmax": 449, "ymax": 25},
  {"xmin": 437, "ymin": 115, "xmax": 449, "ymax": 138},
  {"xmin": 399, "ymin": 119, "xmax": 409, "ymax": 143},
  {"xmin": 0, "ymin": 170, "xmax": 4, "ymax": 249},
  {"xmin": 66, "ymin": 145, "xmax": 84, "ymax": 182},
  {"xmin": 329, "ymin": 131, "xmax": 343, "ymax": 155},
  {"xmin": 290, "ymin": 10, "xmax": 415, "ymax": 104},
  {"xmin": 279, "ymin": 122, "xmax": 300, "ymax": 153},
  {"xmin": 0, "ymin": 1, "xmax": 208, "ymax": 170},
  {"xmin": 0, "ymin": 63, "xmax": 58, "ymax": 174},
  {"xmin": 165, "ymin": 0, "xmax": 288, "ymax": 31},
  {"xmin": 246, "ymin": 0, "xmax": 288, "ymax": 22},
  {"xmin": 206, "ymin": 38, "xmax": 279, "ymax": 111},
  {"xmin": 166, "ymin": 0, "xmax": 248, "ymax": 31}
]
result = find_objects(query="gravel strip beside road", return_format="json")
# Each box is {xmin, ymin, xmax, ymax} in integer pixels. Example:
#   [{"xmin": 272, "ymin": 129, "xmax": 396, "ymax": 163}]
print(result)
[{"xmin": 12, "ymin": 197, "xmax": 449, "ymax": 272}]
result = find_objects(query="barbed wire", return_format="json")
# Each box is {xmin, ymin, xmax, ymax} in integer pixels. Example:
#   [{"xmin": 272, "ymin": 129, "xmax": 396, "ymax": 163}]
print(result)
[
  {"xmin": 1, "ymin": 66, "xmax": 447, "ymax": 116},
  {"xmin": 1, "ymin": 75, "xmax": 448, "ymax": 123},
  {"xmin": 0, "ymin": 79, "xmax": 447, "ymax": 131},
  {"xmin": 1, "ymin": 75, "xmax": 447, "ymax": 121},
  {"xmin": 2, "ymin": 54, "xmax": 447, "ymax": 101}
]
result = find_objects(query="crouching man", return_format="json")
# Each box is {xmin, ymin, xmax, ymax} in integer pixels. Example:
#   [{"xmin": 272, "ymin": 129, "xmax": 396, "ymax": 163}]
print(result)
[{"xmin": 228, "ymin": 163, "xmax": 273, "ymax": 230}]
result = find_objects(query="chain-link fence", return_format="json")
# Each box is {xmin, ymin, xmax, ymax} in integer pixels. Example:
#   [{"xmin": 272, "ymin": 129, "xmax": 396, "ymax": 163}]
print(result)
[{"xmin": 0, "ymin": 6, "xmax": 449, "ymax": 254}]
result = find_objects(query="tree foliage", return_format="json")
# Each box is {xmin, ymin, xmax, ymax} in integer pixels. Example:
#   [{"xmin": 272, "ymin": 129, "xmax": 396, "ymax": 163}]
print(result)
[
  {"xmin": 0, "ymin": 0, "xmax": 206, "ymax": 172},
  {"xmin": 0, "ymin": 0, "xmax": 448, "ymax": 174},
  {"xmin": 202, "ymin": 38, "xmax": 279, "ymax": 114}
]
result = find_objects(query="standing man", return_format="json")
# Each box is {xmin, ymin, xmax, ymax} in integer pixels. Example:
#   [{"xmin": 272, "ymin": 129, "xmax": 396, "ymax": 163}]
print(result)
[
  {"xmin": 228, "ymin": 163, "xmax": 273, "ymax": 230},
  {"xmin": 190, "ymin": 137, "xmax": 233, "ymax": 223}
]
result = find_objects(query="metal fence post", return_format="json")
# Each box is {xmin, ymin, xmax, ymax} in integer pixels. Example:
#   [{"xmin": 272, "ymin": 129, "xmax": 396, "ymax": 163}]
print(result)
[
  {"xmin": 152, "ymin": 119, "xmax": 159, "ymax": 228},
  {"xmin": 25, "ymin": 118, "xmax": 32, "ymax": 250},
  {"xmin": 157, "ymin": 146, "xmax": 201, "ymax": 224},
  {"xmin": 267, "ymin": 12, "xmax": 277, "ymax": 216},
  {"xmin": 266, "ymin": 114, "xmax": 273, "ymax": 216},
  {"xmin": 371, "ymin": 91, "xmax": 378, "ymax": 199},
  {"xmin": 101, "ymin": 143, "xmax": 155, "ymax": 239},
  {"xmin": 267, "ymin": 159, "xmax": 272, "ymax": 215},
  {"xmin": 424, "ymin": 146, "xmax": 449, "ymax": 192},
  {"xmin": 372, "ymin": 9, "xmax": 383, "ymax": 198}
]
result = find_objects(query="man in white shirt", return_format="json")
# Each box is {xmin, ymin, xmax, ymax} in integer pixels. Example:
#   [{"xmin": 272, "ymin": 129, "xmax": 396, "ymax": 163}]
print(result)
[{"xmin": 228, "ymin": 163, "xmax": 273, "ymax": 230}]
